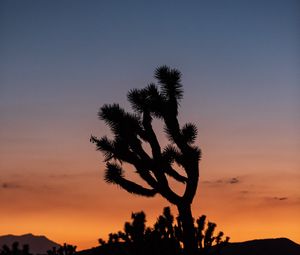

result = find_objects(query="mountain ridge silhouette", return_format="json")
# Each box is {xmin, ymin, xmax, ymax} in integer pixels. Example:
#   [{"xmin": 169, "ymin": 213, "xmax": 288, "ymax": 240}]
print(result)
[{"xmin": 0, "ymin": 234, "xmax": 60, "ymax": 255}]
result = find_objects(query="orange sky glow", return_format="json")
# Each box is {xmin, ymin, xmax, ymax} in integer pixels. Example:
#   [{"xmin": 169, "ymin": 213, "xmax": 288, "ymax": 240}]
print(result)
[{"xmin": 1, "ymin": 117, "xmax": 299, "ymax": 249}]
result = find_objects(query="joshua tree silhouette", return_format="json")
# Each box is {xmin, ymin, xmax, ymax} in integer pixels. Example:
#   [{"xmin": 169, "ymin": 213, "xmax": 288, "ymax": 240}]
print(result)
[{"xmin": 91, "ymin": 66, "xmax": 201, "ymax": 255}]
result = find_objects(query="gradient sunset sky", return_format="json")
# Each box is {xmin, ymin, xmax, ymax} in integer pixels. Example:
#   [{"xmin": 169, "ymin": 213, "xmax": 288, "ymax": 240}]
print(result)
[{"xmin": 1, "ymin": 0, "xmax": 299, "ymax": 249}]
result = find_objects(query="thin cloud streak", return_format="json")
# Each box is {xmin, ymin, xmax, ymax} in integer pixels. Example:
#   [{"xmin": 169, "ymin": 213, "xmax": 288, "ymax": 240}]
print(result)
[{"xmin": 201, "ymin": 176, "xmax": 241, "ymax": 185}]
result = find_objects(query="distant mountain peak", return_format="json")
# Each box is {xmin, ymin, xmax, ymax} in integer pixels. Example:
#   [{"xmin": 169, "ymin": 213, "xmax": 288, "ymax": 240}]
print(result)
[{"xmin": 0, "ymin": 233, "xmax": 60, "ymax": 255}]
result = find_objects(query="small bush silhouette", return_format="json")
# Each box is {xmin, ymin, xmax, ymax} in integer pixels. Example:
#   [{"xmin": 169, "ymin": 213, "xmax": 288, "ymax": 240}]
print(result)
[
  {"xmin": 47, "ymin": 244, "xmax": 76, "ymax": 255},
  {"xmin": 0, "ymin": 242, "xmax": 31, "ymax": 255}
]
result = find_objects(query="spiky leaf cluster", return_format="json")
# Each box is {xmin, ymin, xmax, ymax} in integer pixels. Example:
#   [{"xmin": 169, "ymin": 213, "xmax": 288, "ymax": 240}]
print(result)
[
  {"xmin": 155, "ymin": 66, "xmax": 183, "ymax": 101},
  {"xmin": 182, "ymin": 123, "xmax": 198, "ymax": 144}
]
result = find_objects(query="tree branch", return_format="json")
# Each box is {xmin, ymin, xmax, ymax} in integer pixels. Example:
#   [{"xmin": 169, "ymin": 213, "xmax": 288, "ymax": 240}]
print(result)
[
  {"xmin": 117, "ymin": 177, "xmax": 157, "ymax": 197},
  {"xmin": 104, "ymin": 163, "xmax": 157, "ymax": 197},
  {"xmin": 142, "ymin": 111, "xmax": 161, "ymax": 158},
  {"xmin": 164, "ymin": 164, "xmax": 187, "ymax": 183}
]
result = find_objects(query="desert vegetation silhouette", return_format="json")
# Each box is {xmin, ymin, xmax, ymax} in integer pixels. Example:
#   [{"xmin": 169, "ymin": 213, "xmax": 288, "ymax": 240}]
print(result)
[
  {"xmin": 0, "ymin": 242, "xmax": 76, "ymax": 255},
  {"xmin": 94, "ymin": 207, "xmax": 229, "ymax": 255},
  {"xmin": 0, "ymin": 242, "xmax": 31, "ymax": 255},
  {"xmin": 91, "ymin": 66, "xmax": 202, "ymax": 254},
  {"xmin": 47, "ymin": 244, "xmax": 76, "ymax": 255}
]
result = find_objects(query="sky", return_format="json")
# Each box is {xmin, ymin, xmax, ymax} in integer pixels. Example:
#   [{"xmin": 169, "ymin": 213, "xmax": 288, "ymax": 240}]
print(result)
[{"xmin": 0, "ymin": 0, "xmax": 299, "ymax": 250}]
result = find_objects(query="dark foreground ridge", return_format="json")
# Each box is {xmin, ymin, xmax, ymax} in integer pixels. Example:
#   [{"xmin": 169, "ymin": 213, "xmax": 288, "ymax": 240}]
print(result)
[
  {"xmin": 77, "ymin": 238, "xmax": 300, "ymax": 255},
  {"xmin": 1, "ymin": 234, "xmax": 299, "ymax": 255},
  {"xmin": 0, "ymin": 234, "xmax": 60, "ymax": 255},
  {"xmin": 218, "ymin": 238, "xmax": 300, "ymax": 255}
]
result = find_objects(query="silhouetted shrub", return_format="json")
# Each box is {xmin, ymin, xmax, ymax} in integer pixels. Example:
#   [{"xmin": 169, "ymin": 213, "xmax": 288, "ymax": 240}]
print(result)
[
  {"xmin": 0, "ymin": 242, "xmax": 31, "ymax": 255},
  {"xmin": 47, "ymin": 244, "xmax": 76, "ymax": 255}
]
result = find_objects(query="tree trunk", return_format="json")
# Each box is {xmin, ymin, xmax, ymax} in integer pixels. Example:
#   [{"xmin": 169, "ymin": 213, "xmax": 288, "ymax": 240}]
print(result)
[{"xmin": 177, "ymin": 203, "xmax": 198, "ymax": 255}]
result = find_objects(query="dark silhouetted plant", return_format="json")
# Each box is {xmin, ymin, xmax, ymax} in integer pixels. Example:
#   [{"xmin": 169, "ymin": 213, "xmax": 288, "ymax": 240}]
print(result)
[
  {"xmin": 0, "ymin": 242, "xmax": 31, "ymax": 255},
  {"xmin": 47, "ymin": 244, "xmax": 76, "ymax": 255},
  {"xmin": 91, "ymin": 66, "xmax": 201, "ymax": 255},
  {"xmin": 97, "ymin": 207, "xmax": 229, "ymax": 255}
]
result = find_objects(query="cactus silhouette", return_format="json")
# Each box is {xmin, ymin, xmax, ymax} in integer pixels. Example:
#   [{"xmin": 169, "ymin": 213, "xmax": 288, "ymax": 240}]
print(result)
[
  {"xmin": 97, "ymin": 207, "xmax": 229, "ymax": 255},
  {"xmin": 91, "ymin": 66, "xmax": 201, "ymax": 255}
]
